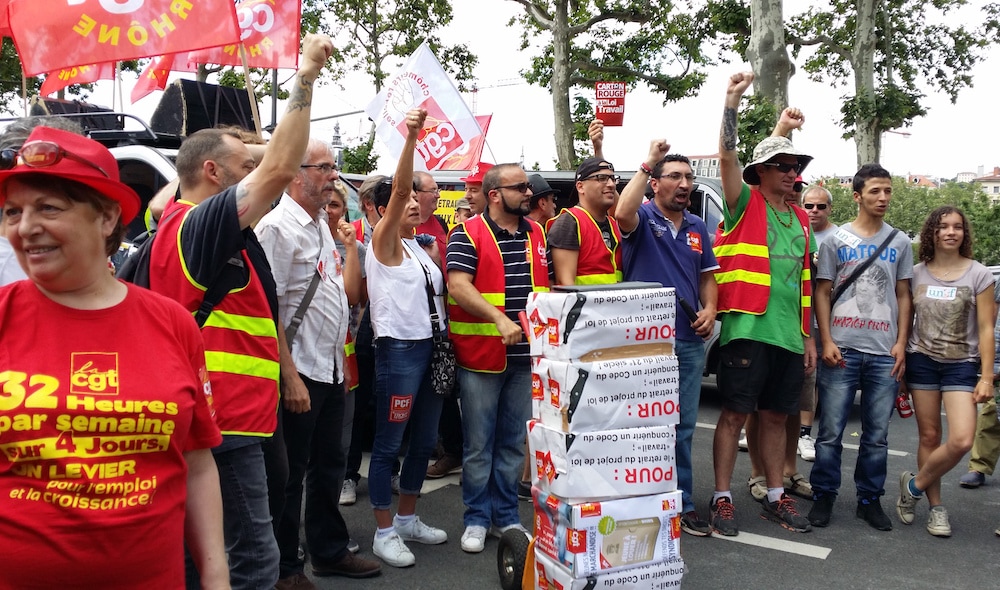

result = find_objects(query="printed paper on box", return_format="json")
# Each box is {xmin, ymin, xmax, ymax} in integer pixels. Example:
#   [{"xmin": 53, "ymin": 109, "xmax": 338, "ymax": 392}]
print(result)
[
  {"xmin": 528, "ymin": 421, "xmax": 677, "ymax": 502},
  {"xmin": 527, "ymin": 288, "xmax": 676, "ymax": 361},
  {"xmin": 534, "ymin": 551, "xmax": 685, "ymax": 590},
  {"xmin": 532, "ymin": 356, "xmax": 679, "ymax": 432}
]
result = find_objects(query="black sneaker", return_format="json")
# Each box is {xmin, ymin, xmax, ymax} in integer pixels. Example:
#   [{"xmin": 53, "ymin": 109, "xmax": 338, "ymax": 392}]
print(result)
[
  {"xmin": 857, "ymin": 498, "xmax": 893, "ymax": 531},
  {"xmin": 517, "ymin": 480, "xmax": 532, "ymax": 502},
  {"xmin": 761, "ymin": 493, "xmax": 812, "ymax": 533},
  {"xmin": 680, "ymin": 510, "xmax": 712, "ymax": 537},
  {"xmin": 808, "ymin": 494, "xmax": 835, "ymax": 527},
  {"xmin": 710, "ymin": 496, "xmax": 739, "ymax": 537}
]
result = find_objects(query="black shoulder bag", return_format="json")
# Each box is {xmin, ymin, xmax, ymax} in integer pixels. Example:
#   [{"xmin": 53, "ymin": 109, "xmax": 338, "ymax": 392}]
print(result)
[
  {"xmin": 831, "ymin": 228, "xmax": 900, "ymax": 305},
  {"xmin": 415, "ymin": 245, "xmax": 456, "ymax": 396}
]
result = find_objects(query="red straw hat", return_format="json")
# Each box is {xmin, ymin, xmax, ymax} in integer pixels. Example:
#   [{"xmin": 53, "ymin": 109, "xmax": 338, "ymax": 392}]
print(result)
[{"xmin": 0, "ymin": 126, "xmax": 140, "ymax": 224}]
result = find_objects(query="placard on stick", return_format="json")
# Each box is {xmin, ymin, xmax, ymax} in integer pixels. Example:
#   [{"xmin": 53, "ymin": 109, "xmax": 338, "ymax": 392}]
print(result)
[{"xmin": 595, "ymin": 81, "xmax": 626, "ymax": 126}]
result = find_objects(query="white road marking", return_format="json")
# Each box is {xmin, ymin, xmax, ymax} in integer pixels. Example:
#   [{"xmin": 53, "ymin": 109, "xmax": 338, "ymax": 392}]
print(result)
[
  {"xmin": 712, "ymin": 531, "xmax": 832, "ymax": 559},
  {"xmin": 357, "ymin": 454, "xmax": 460, "ymax": 495},
  {"xmin": 695, "ymin": 422, "xmax": 909, "ymax": 456}
]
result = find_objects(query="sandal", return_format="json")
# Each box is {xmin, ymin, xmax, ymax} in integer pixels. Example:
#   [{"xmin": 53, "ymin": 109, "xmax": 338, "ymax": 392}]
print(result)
[
  {"xmin": 784, "ymin": 472, "xmax": 813, "ymax": 499},
  {"xmin": 747, "ymin": 475, "xmax": 767, "ymax": 501}
]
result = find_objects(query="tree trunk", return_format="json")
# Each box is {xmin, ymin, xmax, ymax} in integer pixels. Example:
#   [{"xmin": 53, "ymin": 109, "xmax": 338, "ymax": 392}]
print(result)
[
  {"xmin": 746, "ymin": 0, "xmax": 791, "ymax": 112},
  {"xmin": 852, "ymin": 0, "xmax": 880, "ymax": 166},
  {"xmin": 551, "ymin": 0, "xmax": 574, "ymax": 170}
]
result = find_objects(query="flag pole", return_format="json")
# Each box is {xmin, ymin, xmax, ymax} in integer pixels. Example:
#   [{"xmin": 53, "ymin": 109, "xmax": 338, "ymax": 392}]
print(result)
[
  {"xmin": 238, "ymin": 45, "xmax": 262, "ymax": 136},
  {"xmin": 21, "ymin": 70, "xmax": 27, "ymax": 115},
  {"xmin": 114, "ymin": 61, "xmax": 122, "ymax": 111}
]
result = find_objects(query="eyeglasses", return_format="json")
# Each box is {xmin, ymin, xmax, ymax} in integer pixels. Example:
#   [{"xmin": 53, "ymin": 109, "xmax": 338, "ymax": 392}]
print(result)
[
  {"xmin": 803, "ymin": 203, "xmax": 828, "ymax": 210},
  {"xmin": 300, "ymin": 163, "xmax": 338, "ymax": 174},
  {"xmin": 495, "ymin": 182, "xmax": 531, "ymax": 193},
  {"xmin": 1, "ymin": 140, "xmax": 110, "ymax": 178},
  {"xmin": 416, "ymin": 186, "xmax": 440, "ymax": 195},
  {"xmin": 658, "ymin": 172, "xmax": 696, "ymax": 183},
  {"xmin": 584, "ymin": 174, "xmax": 620, "ymax": 184},
  {"xmin": 760, "ymin": 161, "xmax": 801, "ymax": 174}
]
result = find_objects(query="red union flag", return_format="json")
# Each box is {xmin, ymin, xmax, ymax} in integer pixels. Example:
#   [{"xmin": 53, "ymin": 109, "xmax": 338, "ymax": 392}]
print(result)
[
  {"xmin": 9, "ymin": 0, "xmax": 241, "ymax": 76},
  {"xmin": 187, "ymin": 0, "xmax": 300, "ymax": 69},
  {"xmin": 437, "ymin": 115, "xmax": 492, "ymax": 171},
  {"xmin": 595, "ymin": 81, "xmax": 626, "ymax": 126},
  {"xmin": 39, "ymin": 61, "xmax": 115, "ymax": 96},
  {"xmin": 365, "ymin": 42, "xmax": 480, "ymax": 171},
  {"xmin": 0, "ymin": 0, "xmax": 11, "ymax": 37},
  {"xmin": 131, "ymin": 52, "xmax": 195, "ymax": 103}
]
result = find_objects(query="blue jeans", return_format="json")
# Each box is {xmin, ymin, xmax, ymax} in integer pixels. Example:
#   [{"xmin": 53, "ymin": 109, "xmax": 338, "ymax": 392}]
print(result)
[
  {"xmin": 276, "ymin": 376, "xmax": 350, "ymax": 576},
  {"xmin": 675, "ymin": 339, "xmax": 706, "ymax": 514},
  {"xmin": 194, "ymin": 440, "xmax": 279, "ymax": 590},
  {"xmin": 810, "ymin": 349, "xmax": 898, "ymax": 500},
  {"xmin": 370, "ymin": 338, "xmax": 443, "ymax": 509},
  {"xmin": 458, "ymin": 364, "xmax": 532, "ymax": 528}
]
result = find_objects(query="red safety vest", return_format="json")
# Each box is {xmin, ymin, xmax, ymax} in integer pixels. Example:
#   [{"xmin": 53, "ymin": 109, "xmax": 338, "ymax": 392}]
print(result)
[
  {"xmin": 547, "ymin": 206, "xmax": 623, "ymax": 285},
  {"xmin": 150, "ymin": 199, "xmax": 280, "ymax": 436},
  {"xmin": 344, "ymin": 332, "xmax": 359, "ymax": 391},
  {"xmin": 351, "ymin": 218, "xmax": 367, "ymax": 244},
  {"xmin": 448, "ymin": 215, "xmax": 550, "ymax": 372},
  {"xmin": 713, "ymin": 189, "xmax": 812, "ymax": 336}
]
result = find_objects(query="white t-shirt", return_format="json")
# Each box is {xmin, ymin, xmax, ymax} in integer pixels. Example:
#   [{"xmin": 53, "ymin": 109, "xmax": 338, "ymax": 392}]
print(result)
[{"xmin": 366, "ymin": 237, "xmax": 445, "ymax": 340}]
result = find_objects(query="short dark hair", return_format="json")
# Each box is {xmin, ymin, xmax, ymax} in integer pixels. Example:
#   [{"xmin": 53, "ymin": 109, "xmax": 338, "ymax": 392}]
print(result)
[
  {"xmin": 652, "ymin": 154, "xmax": 691, "ymax": 178},
  {"xmin": 852, "ymin": 164, "xmax": 891, "ymax": 194},
  {"xmin": 175, "ymin": 128, "xmax": 243, "ymax": 190},
  {"xmin": 918, "ymin": 205, "xmax": 973, "ymax": 262},
  {"xmin": 482, "ymin": 163, "xmax": 523, "ymax": 195}
]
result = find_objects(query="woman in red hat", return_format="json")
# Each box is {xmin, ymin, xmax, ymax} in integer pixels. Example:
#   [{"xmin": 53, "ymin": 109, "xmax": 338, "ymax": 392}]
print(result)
[{"xmin": 0, "ymin": 126, "xmax": 228, "ymax": 589}]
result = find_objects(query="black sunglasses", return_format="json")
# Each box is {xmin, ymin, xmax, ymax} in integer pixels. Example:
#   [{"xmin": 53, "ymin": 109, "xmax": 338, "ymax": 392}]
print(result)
[
  {"xmin": 495, "ymin": 182, "xmax": 531, "ymax": 193},
  {"xmin": 761, "ymin": 161, "xmax": 801, "ymax": 174},
  {"xmin": 803, "ymin": 203, "xmax": 828, "ymax": 210}
]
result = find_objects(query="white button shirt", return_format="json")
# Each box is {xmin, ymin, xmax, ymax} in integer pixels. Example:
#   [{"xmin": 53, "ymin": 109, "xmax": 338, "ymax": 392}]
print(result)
[{"xmin": 255, "ymin": 194, "xmax": 348, "ymax": 385}]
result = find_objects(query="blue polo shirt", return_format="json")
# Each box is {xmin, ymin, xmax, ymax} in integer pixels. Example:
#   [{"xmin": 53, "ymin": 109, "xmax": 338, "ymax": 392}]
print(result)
[{"xmin": 621, "ymin": 201, "xmax": 719, "ymax": 342}]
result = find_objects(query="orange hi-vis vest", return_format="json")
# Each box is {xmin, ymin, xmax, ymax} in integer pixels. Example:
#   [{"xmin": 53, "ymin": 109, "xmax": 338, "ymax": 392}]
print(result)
[
  {"xmin": 546, "ymin": 206, "xmax": 623, "ymax": 285},
  {"xmin": 151, "ymin": 199, "xmax": 280, "ymax": 437},
  {"xmin": 713, "ymin": 189, "xmax": 812, "ymax": 337},
  {"xmin": 448, "ymin": 215, "xmax": 550, "ymax": 372}
]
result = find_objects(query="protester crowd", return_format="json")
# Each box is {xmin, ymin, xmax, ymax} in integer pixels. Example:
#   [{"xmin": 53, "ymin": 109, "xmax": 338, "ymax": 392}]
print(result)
[{"xmin": 0, "ymin": 40, "xmax": 997, "ymax": 590}]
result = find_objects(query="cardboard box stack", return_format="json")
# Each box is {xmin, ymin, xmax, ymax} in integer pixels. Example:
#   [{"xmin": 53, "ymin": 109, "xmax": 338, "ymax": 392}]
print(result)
[{"xmin": 525, "ymin": 286, "xmax": 686, "ymax": 589}]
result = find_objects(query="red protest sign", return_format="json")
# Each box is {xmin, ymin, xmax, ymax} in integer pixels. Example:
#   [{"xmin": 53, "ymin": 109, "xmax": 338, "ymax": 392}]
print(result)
[
  {"xmin": 9, "ymin": 0, "xmax": 241, "ymax": 76},
  {"xmin": 595, "ymin": 81, "xmax": 626, "ymax": 126},
  {"xmin": 40, "ymin": 61, "xmax": 115, "ymax": 97}
]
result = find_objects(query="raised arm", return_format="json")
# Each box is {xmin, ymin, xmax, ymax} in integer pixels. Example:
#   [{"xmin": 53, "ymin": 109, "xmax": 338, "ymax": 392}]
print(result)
[
  {"xmin": 589, "ymin": 119, "xmax": 605, "ymax": 159},
  {"xmin": 772, "ymin": 107, "xmax": 805, "ymax": 138},
  {"xmin": 719, "ymin": 72, "xmax": 754, "ymax": 213},
  {"xmin": 235, "ymin": 34, "xmax": 333, "ymax": 229},
  {"xmin": 616, "ymin": 139, "xmax": 669, "ymax": 233},
  {"xmin": 371, "ymin": 108, "xmax": 427, "ymax": 266}
]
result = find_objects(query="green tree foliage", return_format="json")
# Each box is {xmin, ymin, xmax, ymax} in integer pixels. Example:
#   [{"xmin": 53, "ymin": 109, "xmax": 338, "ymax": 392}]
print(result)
[
  {"xmin": 510, "ymin": 0, "xmax": 713, "ymax": 169},
  {"xmin": 736, "ymin": 94, "xmax": 778, "ymax": 165},
  {"xmin": 341, "ymin": 139, "xmax": 380, "ymax": 174},
  {"xmin": 823, "ymin": 177, "xmax": 1000, "ymax": 264},
  {"xmin": 786, "ymin": 0, "xmax": 997, "ymax": 166}
]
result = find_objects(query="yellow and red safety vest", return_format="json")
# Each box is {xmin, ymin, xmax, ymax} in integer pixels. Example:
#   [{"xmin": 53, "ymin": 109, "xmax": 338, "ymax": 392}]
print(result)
[
  {"xmin": 448, "ymin": 216, "xmax": 550, "ymax": 372},
  {"xmin": 713, "ymin": 189, "xmax": 812, "ymax": 336},
  {"xmin": 547, "ymin": 206, "xmax": 623, "ymax": 285}
]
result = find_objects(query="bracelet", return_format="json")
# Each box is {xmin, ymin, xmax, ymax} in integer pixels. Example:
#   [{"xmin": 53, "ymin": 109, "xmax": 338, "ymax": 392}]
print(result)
[
  {"xmin": 982, "ymin": 380, "xmax": 994, "ymax": 386},
  {"xmin": 639, "ymin": 162, "xmax": 653, "ymax": 175}
]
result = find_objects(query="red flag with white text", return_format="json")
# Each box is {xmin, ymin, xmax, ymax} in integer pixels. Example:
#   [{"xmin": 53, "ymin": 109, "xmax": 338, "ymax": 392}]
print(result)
[
  {"xmin": 40, "ymin": 61, "xmax": 116, "ymax": 97},
  {"xmin": 9, "ymin": 0, "xmax": 241, "ymax": 76},
  {"xmin": 0, "ymin": 0, "xmax": 11, "ymax": 38},
  {"xmin": 187, "ymin": 0, "xmax": 300, "ymax": 69},
  {"xmin": 438, "ymin": 115, "xmax": 492, "ymax": 171},
  {"xmin": 131, "ymin": 53, "xmax": 196, "ymax": 103}
]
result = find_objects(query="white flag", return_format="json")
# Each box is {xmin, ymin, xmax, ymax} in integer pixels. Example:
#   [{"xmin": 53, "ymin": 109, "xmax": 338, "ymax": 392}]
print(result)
[{"xmin": 365, "ymin": 42, "xmax": 482, "ymax": 171}]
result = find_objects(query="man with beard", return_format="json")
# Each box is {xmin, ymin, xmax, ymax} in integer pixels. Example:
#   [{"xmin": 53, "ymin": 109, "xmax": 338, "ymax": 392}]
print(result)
[
  {"xmin": 255, "ymin": 139, "xmax": 375, "ymax": 589},
  {"xmin": 615, "ymin": 142, "xmax": 719, "ymax": 537},
  {"xmin": 548, "ymin": 157, "xmax": 622, "ymax": 286},
  {"xmin": 446, "ymin": 163, "xmax": 552, "ymax": 553},
  {"xmin": 149, "ymin": 35, "xmax": 381, "ymax": 587}
]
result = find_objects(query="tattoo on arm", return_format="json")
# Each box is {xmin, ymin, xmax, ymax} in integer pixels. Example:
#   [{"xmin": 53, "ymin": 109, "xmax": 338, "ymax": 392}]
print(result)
[
  {"xmin": 721, "ymin": 107, "xmax": 738, "ymax": 152},
  {"xmin": 287, "ymin": 75, "xmax": 314, "ymax": 113}
]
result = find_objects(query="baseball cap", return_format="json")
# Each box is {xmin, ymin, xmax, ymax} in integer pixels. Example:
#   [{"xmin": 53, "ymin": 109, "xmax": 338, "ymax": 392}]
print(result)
[
  {"xmin": 460, "ymin": 161, "xmax": 494, "ymax": 184},
  {"xmin": 575, "ymin": 157, "xmax": 614, "ymax": 182}
]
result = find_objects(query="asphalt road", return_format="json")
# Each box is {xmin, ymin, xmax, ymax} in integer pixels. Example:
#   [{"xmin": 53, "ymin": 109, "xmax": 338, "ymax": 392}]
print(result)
[{"xmin": 307, "ymin": 386, "xmax": 1000, "ymax": 589}]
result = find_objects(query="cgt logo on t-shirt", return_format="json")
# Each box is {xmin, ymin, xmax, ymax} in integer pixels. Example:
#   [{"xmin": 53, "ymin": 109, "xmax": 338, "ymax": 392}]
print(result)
[{"xmin": 70, "ymin": 353, "xmax": 120, "ymax": 396}]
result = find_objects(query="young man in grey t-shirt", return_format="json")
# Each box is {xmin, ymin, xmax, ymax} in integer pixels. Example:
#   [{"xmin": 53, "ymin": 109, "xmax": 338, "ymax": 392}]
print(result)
[{"xmin": 808, "ymin": 164, "xmax": 914, "ymax": 531}]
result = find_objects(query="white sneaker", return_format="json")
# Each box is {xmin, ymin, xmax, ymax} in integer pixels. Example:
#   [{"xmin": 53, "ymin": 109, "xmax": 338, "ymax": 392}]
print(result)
[
  {"xmin": 394, "ymin": 515, "xmax": 447, "ymax": 545},
  {"xmin": 738, "ymin": 433, "xmax": 749, "ymax": 451},
  {"xmin": 373, "ymin": 531, "xmax": 415, "ymax": 567},
  {"xmin": 489, "ymin": 522, "xmax": 529, "ymax": 539},
  {"xmin": 460, "ymin": 525, "xmax": 488, "ymax": 553},
  {"xmin": 798, "ymin": 434, "xmax": 816, "ymax": 462},
  {"xmin": 339, "ymin": 479, "xmax": 357, "ymax": 506},
  {"xmin": 927, "ymin": 506, "xmax": 952, "ymax": 537}
]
